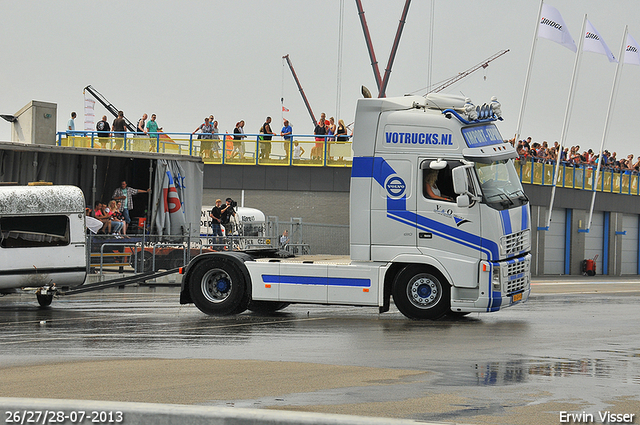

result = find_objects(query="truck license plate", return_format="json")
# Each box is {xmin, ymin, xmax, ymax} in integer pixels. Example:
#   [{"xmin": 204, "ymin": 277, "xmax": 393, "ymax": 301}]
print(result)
[{"xmin": 512, "ymin": 293, "xmax": 522, "ymax": 302}]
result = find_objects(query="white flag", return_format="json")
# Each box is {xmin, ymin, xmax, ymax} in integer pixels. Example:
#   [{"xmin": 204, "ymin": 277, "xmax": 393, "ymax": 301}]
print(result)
[
  {"xmin": 583, "ymin": 20, "xmax": 617, "ymax": 63},
  {"xmin": 624, "ymin": 33, "xmax": 640, "ymax": 66},
  {"xmin": 538, "ymin": 3, "xmax": 577, "ymax": 52}
]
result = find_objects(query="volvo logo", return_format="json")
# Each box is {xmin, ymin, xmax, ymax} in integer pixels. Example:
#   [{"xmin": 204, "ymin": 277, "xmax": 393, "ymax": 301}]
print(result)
[{"xmin": 386, "ymin": 176, "xmax": 406, "ymax": 197}]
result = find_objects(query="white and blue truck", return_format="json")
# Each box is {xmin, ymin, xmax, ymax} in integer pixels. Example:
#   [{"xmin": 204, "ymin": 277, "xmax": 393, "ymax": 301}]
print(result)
[{"xmin": 179, "ymin": 93, "xmax": 531, "ymax": 319}]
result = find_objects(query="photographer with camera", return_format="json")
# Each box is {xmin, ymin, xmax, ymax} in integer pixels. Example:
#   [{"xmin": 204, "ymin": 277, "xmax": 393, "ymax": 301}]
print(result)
[{"xmin": 221, "ymin": 197, "xmax": 237, "ymax": 237}]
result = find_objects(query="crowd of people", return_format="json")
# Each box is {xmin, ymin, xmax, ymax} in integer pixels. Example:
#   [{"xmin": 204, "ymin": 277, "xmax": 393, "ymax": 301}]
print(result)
[
  {"xmin": 85, "ymin": 181, "xmax": 150, "ymax": 237},
  {"xmin": 512, "ymin": 136, "xmax": 640, "ymax": 173},
  {"xmin": 69, "ymin": 110, "xmax": 352, "ymax": 161}
]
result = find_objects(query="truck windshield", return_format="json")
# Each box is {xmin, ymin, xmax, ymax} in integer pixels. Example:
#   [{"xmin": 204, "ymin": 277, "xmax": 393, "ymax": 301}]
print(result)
[{"xmin": 475, "ymin": 159, "xmax": 528, "ymax": 210}]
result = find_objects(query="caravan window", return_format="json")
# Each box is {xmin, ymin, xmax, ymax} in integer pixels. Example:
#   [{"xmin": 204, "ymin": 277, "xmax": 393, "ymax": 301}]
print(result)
[{"xmin": 0, "ymin": 215, "xmax": 70, "ymax": 248}]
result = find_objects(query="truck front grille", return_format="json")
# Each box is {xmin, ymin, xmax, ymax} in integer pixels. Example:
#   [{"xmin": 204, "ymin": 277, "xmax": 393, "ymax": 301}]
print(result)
[
  {"xmin": 501, "ymin": 229, "xmax": 530, "ymax": 257},
  {"xmin": 505, "ymin": 257, "xmax": 529, "ymax": 294}
]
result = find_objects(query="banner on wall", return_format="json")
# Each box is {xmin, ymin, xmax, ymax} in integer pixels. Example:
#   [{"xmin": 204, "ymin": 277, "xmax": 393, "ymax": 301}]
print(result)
[
  {"xmin": 84, "ymin": 96, "xmax": 95, "ymax": 131},
  {"xmin": 151, "ymin": 159, "xmax": 204, "ymax": 237}
]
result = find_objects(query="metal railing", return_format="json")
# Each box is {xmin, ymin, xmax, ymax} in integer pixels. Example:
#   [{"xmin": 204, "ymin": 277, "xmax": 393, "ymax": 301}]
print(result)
[
  {"xmin": 515, "ymin": 158, "xmax": 640, "ymax": 196},
  {"xmin": 58, "ymin": 132, "xmax": 639, "ymax": 196},
  {"xmin": 57, "ymin": 131, "xmax": 353, "ymax": 167}
]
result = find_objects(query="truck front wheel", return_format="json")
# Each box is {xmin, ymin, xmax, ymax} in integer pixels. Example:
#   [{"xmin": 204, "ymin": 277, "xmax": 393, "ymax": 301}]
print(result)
[
  {"xmin": 392, "ymin": 266, "xmax": 450, "ymax": 320},
  {"xmin": 188, "ymin": 258, "xmax": 248, "ymax": 315}
]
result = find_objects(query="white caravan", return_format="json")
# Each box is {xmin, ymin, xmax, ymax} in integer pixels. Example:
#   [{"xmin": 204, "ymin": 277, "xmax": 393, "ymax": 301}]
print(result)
[
  {"xmin": 200, "ymin": 206, "xmax": 271, "ymax": 249},
  {"xmin": 180, "ymin": 93, "xmax": 531, "ymax": 319},
  {"xmin": 0, "ymin": 185, "xmax": 87, "ymax": 306}
]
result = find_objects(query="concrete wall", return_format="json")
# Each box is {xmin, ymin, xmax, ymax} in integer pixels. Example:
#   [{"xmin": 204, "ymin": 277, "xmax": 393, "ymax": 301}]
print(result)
[
  {"xmin": 203, "ymin": 164, "xmax": 351, "ymax": 224},
  {"xmin": 202, "ymin": 189, "xmax": 350, "ymax": 225}
]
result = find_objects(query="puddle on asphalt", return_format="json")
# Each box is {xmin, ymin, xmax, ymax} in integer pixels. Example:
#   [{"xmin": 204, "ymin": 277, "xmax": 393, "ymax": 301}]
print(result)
[{"xmin": 439, "ymin": 356, "xmax": 640, "ymax": 386}]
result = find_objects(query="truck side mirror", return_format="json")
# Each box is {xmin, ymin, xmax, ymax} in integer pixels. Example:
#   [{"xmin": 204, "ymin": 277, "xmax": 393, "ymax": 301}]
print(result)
[
  {"xmin": 452, "ymin": 167, "xmax": 468, "ymax": 195},
  {"xmin": 456, "ymin": 195, "xmax": 470, "ymax": 208}
]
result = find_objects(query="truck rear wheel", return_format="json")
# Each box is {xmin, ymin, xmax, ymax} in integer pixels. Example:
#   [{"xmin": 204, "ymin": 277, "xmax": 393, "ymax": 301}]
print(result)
[
  {"xmin": 247, "ymin": 301, "xmax": 290, "ymax": 314},
  {"xmin": 392, "ymin": 266, "xmax": 450, "ymax": 320},
  {"xmin": 189, "ymin": 257, "xmax": 249, "ymax": 315}
]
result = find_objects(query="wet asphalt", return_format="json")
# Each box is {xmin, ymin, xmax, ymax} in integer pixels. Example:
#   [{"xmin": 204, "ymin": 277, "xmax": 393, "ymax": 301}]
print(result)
[{"xmin": 0, "ymin": 277, "xmax": 639, "ymax": 425}]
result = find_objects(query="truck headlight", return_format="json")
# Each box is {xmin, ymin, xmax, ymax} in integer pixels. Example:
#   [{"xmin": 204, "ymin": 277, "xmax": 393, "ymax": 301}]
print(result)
[{"xmin": 492, "ymin": 266, "xmax": 501, "ymax": 291}]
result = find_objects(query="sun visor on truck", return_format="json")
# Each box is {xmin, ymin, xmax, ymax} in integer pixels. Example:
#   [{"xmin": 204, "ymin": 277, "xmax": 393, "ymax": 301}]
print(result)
[{"xmin": 460, "ymin": 124, "xmax": 516, "ymax": 163}]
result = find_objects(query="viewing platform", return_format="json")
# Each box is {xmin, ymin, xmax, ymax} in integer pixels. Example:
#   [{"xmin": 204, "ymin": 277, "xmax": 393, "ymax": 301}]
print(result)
[{"xmin": 57, "ymin": 131, "xmax": 353, "ymax": 168}]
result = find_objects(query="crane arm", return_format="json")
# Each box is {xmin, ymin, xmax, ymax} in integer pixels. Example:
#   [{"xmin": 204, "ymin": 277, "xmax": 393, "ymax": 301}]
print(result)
[
  {"xmin": 83, "ymin": 85, "xmax": 137, "ymax": 132},
  {"xmin": 428, "ymin": 50, "xmax": 510, "ymax": 94}
]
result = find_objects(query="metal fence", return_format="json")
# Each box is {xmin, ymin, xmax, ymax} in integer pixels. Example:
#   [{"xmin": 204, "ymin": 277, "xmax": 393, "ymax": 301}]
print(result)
[{"xmin": 267, "ymin": 217, "xmax": 350, "ymax": 255}]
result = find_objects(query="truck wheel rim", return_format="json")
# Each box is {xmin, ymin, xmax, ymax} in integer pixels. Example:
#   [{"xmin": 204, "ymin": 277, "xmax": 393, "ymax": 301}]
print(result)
[
  {"xmin": 407, "ymin": 275, "xmax": 440, "ymax": 308},
  {"xmin": 201, "ymin": 269, "xmax": 232, "ymax": 303}
]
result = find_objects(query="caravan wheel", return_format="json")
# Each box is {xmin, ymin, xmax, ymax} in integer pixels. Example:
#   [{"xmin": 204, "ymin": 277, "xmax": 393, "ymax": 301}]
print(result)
[
  {"xmin": 189, "ymin": 257, "xmax": 249, "ymax": 315},
  {"xmin": 36, "ymin": 293, "xmax": 53, "ymax": 308}
]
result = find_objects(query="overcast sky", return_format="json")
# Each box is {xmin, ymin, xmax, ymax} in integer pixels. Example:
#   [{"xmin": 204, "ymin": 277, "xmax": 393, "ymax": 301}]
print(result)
[{"xmin": 2, "ymin": 0, "xmax": 640, "ymax": 156}]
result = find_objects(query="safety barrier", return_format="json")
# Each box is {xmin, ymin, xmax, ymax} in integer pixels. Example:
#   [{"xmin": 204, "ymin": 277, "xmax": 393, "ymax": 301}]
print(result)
[
  {"xmin": 57, "ymin": 131, "xmax": 353, "ymax": 167},
  {"xmin": 515, "ymin": 158, "xmax": 640, "ymax": 196}
]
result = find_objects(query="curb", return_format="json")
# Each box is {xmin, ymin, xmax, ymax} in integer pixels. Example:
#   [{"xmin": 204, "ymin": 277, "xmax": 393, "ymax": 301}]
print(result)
[{"xmin": 0, "ymin": 398, "xmax": 464, "ymax": 425}]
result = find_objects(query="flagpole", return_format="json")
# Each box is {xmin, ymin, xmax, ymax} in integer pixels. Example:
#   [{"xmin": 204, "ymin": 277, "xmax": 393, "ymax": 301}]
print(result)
[
  {"xmin": 514, "ymin": 0, "xmax": 544, "ymax": 142},
  {"xmin": 546, "ymin": 14, "xmax": 587, "ymax": 229},
  {"xmin": 586, "ymin": 25, "xmax": 628, "ymax": 231}
]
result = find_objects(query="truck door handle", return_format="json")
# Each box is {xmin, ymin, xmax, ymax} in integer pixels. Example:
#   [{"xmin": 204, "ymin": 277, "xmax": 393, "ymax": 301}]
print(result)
[{"xmin": 419, "ymin": 232, "xmax": 432, "ymax": 239}]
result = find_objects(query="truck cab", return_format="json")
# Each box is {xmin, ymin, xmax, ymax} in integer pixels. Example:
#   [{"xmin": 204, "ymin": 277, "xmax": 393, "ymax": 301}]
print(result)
[{"xmin": 350, "ymin": 93, "xmax": 531, "ymax": 317}]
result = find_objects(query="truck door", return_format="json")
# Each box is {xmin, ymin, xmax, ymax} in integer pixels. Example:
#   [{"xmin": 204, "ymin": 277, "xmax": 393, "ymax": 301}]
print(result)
[{"xmin": 415, "ymin": 160, "xmax": 482, "ymax": 286}]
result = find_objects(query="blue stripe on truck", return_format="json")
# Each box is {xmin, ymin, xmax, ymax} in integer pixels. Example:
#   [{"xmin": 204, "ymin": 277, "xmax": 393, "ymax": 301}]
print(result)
[{"xmin": 262, "ymin": 275, "xmax": 371, "ymax": 287}]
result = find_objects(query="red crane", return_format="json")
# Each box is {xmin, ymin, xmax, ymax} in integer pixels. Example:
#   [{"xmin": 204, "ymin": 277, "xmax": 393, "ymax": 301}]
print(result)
[
  {"xmin": 355, "ymin": 0, "xmax": 412, "ymax": 98},
  {"xmin": 282, "ymin": 54, "xmax": 318, "ymax": 126}
]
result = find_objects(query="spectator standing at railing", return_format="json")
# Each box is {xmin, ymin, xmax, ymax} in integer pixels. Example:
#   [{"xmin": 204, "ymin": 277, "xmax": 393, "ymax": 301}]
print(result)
[
  {"xmin": 212, "ymin": 119, "xmax": 221, "ymax": 159},
  {"xmin": 231, "ymin": 120, "xmax": 246, "ymax": 160},
  {"xmin": 67, "ymin": 112, "xmax": 76, "ymax": 132},
  {"xmin": 560, "ymin": 147, "xmax": 569, "ymax": 164},
  {"xmin": 327, "ymin": 117, "xmax": 337, "ymax": 160},
  {"xmin": 601, "ymin": 150, "xmax": 610, "ymax": 168},
  {"xmin": 312, "ymin": 113, "xmax": 327, "ymax": 160},
  {"xmin": 112, "ymin": 111, "xmax": 127, "ymax": 150},
  {"xmin": 137, "ymin": 114, "xmax": 147, "ymax": 135},
  {"xmin": 145, "ymin": 114, "xmax": 161, "ymax": 152},
  {"xmin": 336, "ymin": 119, "xmax": 348, "ymax": 141},
  {"xmin": 193, "ymin": 116, "xmax": 213, "ymax": 159},
  {"xmin": 96, "ymin": 115, "xmax": 111, "ymax": 149},
  {"xmin": 281, "ymin": 119, "xmax": 293, "ymax": 161},
  {"xmin": 259, "ymin": 116, "xmax": 275, "ymax": 159}
]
